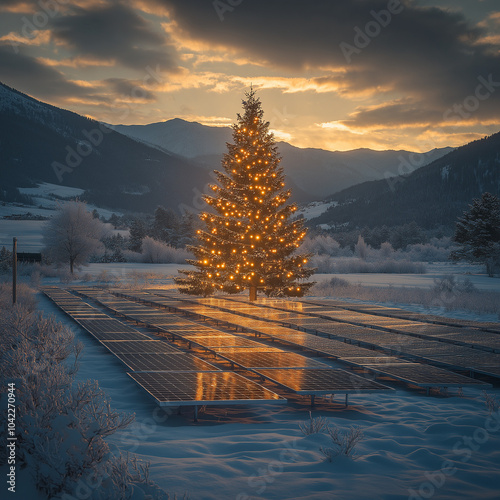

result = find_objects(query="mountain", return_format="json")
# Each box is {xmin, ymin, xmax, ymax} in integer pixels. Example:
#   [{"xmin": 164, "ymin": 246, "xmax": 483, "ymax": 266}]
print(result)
[
  {"xmin": 308, "ymin": 132, "xmax": 500, "ymax": 231},
  {"xmin": 113, "ymin": 118, "xmax": 233, "ymax": 158},
  {"xmin": 0, "ymin": 82, "xmax": 211, "ymax": 214},
  {"xmin": 113, "ymin": 119, "xmax": 453, "ymax": 200}
]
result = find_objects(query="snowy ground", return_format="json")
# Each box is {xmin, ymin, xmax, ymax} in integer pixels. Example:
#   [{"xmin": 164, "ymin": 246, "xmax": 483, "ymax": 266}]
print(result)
[
  {"xmin": 0, "ymin": 220, "xmax": 47, "ymax": 251},
  {"xmin": 35, "ymin": 290, "xmax": 500, "ymax": 500},
  {"xmin": 313, "ymin": 262, "xmax": 500, "ymax": 292}
]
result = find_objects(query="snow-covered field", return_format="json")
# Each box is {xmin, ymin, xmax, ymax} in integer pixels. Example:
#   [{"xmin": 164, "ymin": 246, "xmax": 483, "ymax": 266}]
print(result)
[
  {"xmin": 35, "ymin": 290, "xmax": 500, "ymax": 500},
  {"xmin": 313, "ymin": 262, "xmax": 500, "ymax": 292},
  {"xmin": 0, "ymin": 220, "xmax": 47, "ymax": 251}
]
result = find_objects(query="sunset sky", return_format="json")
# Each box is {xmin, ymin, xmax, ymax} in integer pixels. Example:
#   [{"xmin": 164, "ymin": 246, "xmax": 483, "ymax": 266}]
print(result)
[{"xmin": 1, "ymin": 0, "xmax": 499, "ymax": 152}]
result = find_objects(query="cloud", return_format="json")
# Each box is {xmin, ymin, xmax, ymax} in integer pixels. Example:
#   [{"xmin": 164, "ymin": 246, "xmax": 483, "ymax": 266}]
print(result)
[
  {"xmin": 50, "ymin": 3, "xmax": 180, "ymax": 71},
  {"xmin": 104, "ymin": 78, "xmax": 157, "ymax": 102},
  {"xmin": 153, "ymin": 0, "xmax": 500, "ymax": 126},
  {"xmin": 0, "ymin": 43, "xmax": 96, "ymax": 99}
]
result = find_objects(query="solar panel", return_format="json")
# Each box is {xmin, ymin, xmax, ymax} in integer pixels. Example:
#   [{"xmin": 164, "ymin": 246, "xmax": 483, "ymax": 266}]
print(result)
[
  {"xmin": 128, "ymin": 371, "xmax": 286, "ymax": 406},
  {"xmin": 255, "ymin": 368, "xmax": 393, "ymax": 394},
  {"xmin": 77, "ymin": 319, "xmax": 140, "ymax": 334},
  {"xmin": 216, "ymin": 351, "xmax": 331, "ymax": 369},
  {"xmin": 338, "ymin": 356, "xmax": 408, "ymax": 366},
  {"xmin": 101, "ymin": 340, "xmax": 183, "ymax": 355},
  {"xmin": 114, "ymin": 352, "xmax": 220, "ymax": 372},
  {"xmin": 365, "ymin": 363, "xmax": 490, "ymax": 387},
  {"xmin": 84, "ymin": 330, "xmax": 151, "ymax": 341},
  {"xmin": 421, "ymin": 352, "xmax": 500, "ymax": 369},
  {"xmin": 182, "ymin": 336, "xmax": 265, "ymax": 349}
]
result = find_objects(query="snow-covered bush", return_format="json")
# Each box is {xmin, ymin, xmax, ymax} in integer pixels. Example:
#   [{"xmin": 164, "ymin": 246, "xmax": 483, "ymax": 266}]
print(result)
[
  {"xmin": 483, "ymin": 390, "xmax": 500, "ymax": 415},
  {"xmin": 0, "ymin": 284, "xmax": 168, "ymax": 499},
  {"xmin": 300, "ymin": 235, "xmax": 344, "ymax": 256},
  {"xmin": 141, "ymin": 236, "xmax": 192, "ymax": 264},
  {"xmin": 299, "ymin": 411, "xmax": 330, "ymax": 435},
  {"xmin": 319, "ymin": 425, "xmax": 364, "ymax": 461},
  {"xmin": 355, "ymin": 235, "xmax": 370, "ymax": 260}
]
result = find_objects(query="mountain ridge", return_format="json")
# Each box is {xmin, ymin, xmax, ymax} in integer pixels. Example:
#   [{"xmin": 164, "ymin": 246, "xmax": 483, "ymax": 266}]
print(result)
[{"xmin": 112, "ymin": 119, "xmax": 453, "ymax": 199}]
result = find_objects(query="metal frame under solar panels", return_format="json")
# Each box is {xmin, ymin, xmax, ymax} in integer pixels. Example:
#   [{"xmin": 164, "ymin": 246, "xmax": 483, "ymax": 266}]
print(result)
[
  {"xmin": 172, "ymin": 329, "xmax": 233, "ymax": 338},
  {"xmin": 254, "ymin": 368, "xmax": 394, "ymax": 395},
  {"xmin": 472, "ymin": 366, "xmax": 500, "ymax": 377},
  {"xmin": 216, "ymin": 351, "xmax": 332, "ymax": 369},
  {"xmin": 115, "ymin": 352, "xmax": 220, "ymax": 372},
  {"xmin": 213, "ymin": 346, "xmax": 286, "ymax": 354},
  {"xmin": 364, "ymin": 363, "xmax": 491, "ymax": 388},
  {"xmin": 127, "ymin": 371, "xmax": 286, "ymax": 406},
  {"xmin": 101, "ymin": 340, "xmax": 183, "ymax": 355}
]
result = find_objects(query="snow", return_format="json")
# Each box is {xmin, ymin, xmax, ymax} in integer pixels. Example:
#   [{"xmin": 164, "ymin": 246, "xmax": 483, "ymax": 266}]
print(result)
[
  {"xmin": 18, "ymin": 182, "xmax": 85, "ymax": 199},
  {"xmin": 33, "ymin": 285, "xmax": 500, "ymax": 500},
  {"xmin": 297, "ymin": 200, "xmax": 338, "ymax": 220},
  {"xmin": 313, "ymin": 262, "xmax": 500, "ymax": 292},
  {"xmin": 0, "ymin": 220, "xmax": 47, "ymax": 251}
]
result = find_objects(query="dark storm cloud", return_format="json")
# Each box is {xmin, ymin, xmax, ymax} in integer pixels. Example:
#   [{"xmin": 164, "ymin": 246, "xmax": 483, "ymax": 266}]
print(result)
[
  {"xmin": 104, "ymin": 78, "xmax": 157, "ymax": 101},
  {"xmin": 0, "ymin": 43, "xmax": 93, "ymax": 99},
  {"xmin": 157, "ymin": 0, "xmax": 500, "ymax": 125},
  {"xmin": 50, "ymin": 3, "xmax": 179, "ymax": 71}
]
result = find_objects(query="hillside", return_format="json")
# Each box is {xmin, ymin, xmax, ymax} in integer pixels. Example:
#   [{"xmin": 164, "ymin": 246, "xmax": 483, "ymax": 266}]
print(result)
[
  {"xmin": 0, "ymin": 82, "xmax": 211, "ymax": 214},
  {"xmin": 309, "ymin": 132, "xmax": 500, "ymax": 230}
]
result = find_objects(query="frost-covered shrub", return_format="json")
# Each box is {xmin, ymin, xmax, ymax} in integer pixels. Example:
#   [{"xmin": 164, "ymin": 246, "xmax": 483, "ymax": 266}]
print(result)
[
  {"xmin": 122, "ymin": 249, "xmax": 143, "ymax": 263},
  {"xmin": 299, "ymin": 411, "xmax": 330, "ymax": 435},
  {"xmin": 404, "ymin": 243, "xmax": 450, "ymax": 262},
  {"xmin": 300, "ymin": 235, "xmax": 343, "ymax": 256},
  {"xmin": 0, "ymin": 284, "xmax": 168, "ymax": 499},
  {"xmin": 355, "ymin": 235, "xmax": 370, "ymax": 260},
  {"xmin": 309, "ymin": 254, "xmax": 337, "ymax": 273},
  {"xmin": 320, "ymin": 425, "xmax": 364, "ymax": 461},
  {"xmin": 141, "ymin": 236, "xmax": 192, "ymax": 264}
]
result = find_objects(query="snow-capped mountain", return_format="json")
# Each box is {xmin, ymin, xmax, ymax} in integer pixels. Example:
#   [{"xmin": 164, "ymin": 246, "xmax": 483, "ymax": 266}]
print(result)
[{"xmin": 113, "ymin": 119, "xmax": 453, "ymax": 199}]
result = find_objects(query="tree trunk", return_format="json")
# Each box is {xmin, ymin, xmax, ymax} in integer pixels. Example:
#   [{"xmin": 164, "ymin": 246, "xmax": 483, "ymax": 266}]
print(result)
[
  {"xmin": 70, "ymin": 258, "xmax": 74, "ymax": 274},
  {"xmin": 249, "ymin": 286, "xmax": 257, "ymax": 302}
]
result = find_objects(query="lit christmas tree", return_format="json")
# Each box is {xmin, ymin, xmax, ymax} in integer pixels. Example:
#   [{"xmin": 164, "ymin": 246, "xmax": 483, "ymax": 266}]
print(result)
[{"xmin": 176, "ymin": 89, "xmax": 315, "ymax": 301}]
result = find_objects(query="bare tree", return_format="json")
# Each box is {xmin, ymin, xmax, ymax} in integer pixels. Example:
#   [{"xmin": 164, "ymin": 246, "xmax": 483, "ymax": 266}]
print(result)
[{"xmin": 43, "ymin": 201, "xmax": 107, "ymax": 273}]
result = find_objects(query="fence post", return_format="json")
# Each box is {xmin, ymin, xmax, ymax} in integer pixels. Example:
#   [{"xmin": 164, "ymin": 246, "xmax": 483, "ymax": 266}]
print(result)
[{"xmin": 12, "ymin": 237, "xmax": 17, "ymax": 304}]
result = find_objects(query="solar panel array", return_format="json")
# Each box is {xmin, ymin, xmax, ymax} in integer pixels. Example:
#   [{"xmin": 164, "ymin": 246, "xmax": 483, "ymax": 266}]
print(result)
[
  {"xmin": 143, "ymin": 292, "xmax": 496, "ymax": 391},
  {"xmin": 195, "ymin": 294, "xmax": 500, "ymax": 375},
  {"xmin": 82, "ymin": 289, "xmax": 394, "ymax": 399},
  {"xmin": 43, "ymin": 287, "xmax": 285, "ymax": 413},
  {"xmin": 62, "ymin": 287, "xmax": 494, "ymax": 398}
]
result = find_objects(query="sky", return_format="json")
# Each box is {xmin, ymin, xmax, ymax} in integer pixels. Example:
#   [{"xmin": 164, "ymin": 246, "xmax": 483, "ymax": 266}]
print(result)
[{"xmin": 1, "ymin": 0, "xmax": 499, "ymax": 152}]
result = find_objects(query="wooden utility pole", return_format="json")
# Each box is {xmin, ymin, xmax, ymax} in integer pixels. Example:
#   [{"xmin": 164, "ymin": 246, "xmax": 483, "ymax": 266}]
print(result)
[{"xmin": 12, "ymin": 237, "xmax": 17, "ymax": 304}]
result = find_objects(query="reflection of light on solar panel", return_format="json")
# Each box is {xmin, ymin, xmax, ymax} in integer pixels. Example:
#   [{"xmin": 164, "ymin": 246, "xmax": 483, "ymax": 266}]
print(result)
[{"xmin": 128, "ymin": 371, "xmax": 286, "ymax": 406}]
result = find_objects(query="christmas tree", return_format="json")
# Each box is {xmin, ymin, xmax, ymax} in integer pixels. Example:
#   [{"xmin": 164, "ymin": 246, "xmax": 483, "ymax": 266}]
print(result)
[{"xmin": 176, "ymin": 89, "xmax": 315, "ymax": 300}]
